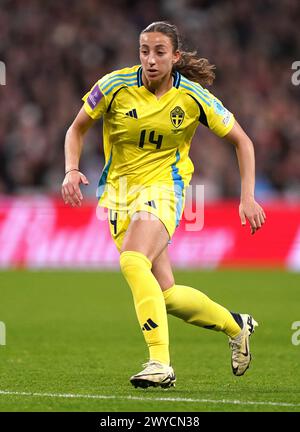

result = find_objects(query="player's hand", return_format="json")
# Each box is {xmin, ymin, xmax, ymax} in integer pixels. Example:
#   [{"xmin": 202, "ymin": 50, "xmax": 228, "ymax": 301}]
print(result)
[
  {"xmin": 61, "ymin": 171, "xmax": 89, "ymax": 207},
  {"xmin": 239, "ymin": 198, "xmax": 266, "ymax": 235}
]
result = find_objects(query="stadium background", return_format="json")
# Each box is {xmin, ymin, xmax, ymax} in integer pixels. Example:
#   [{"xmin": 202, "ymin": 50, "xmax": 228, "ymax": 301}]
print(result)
[
  {"xmin": 1, "ymin": 0, "xmax": 300, "ymax": 413},
  {"xmin": 1, "ymin": 0, "xmax": 300, "ymax": 269}
]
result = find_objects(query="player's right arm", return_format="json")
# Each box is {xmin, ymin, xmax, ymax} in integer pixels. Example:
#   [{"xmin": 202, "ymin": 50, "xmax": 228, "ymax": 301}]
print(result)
[
  {"xmin": 62, "ymin": 76, "xmax": 109, "ymax": 207},
  {"xmin": 62, "ymin": 107, "xmax": 96, "ymax": 207},
  {"xmin": 62, "ymin": 68, "xmax": 132, "ymax": 206}
]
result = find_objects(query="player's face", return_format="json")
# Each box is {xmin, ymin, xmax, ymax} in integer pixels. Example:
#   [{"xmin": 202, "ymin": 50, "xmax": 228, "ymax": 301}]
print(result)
[{"xmin": 139, "ymin": 32, "xmax": 180, "ymax": 83}]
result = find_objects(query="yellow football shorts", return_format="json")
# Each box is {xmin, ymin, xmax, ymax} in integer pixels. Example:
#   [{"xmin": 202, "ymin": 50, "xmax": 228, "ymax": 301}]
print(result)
[{"xmin": 106, "ymin": 185, "xmax": 185, "ymax": 252}]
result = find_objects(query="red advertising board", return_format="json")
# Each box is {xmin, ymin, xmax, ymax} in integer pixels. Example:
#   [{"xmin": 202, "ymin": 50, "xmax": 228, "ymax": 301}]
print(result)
[{"xmin": 0, "ymin": 197, "xmax": 299, "ymax": 269}]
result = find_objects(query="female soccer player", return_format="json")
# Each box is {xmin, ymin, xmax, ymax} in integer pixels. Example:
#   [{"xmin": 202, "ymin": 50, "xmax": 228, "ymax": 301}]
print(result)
[{"xmin": 62, "ymin": 22, "xmax": 266, "ymax": 389}]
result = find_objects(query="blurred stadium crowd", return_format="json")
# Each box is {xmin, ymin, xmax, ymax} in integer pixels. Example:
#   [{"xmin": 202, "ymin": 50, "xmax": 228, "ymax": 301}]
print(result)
[{"xmin": 0, "ymin": 0, "xmax": 299, "ymax": 200}]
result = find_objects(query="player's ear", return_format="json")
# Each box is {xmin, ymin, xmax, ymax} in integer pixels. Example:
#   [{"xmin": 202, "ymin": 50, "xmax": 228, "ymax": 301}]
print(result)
[{"xmin": 173, "ymin": 50, "xmax": 181, "ymax": 65}]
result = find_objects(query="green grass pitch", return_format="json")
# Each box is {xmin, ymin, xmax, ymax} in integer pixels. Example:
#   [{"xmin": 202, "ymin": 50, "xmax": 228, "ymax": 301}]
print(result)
[{"xmin": 0, "ymin": 269, "xmax": 300, "ymax": 412}]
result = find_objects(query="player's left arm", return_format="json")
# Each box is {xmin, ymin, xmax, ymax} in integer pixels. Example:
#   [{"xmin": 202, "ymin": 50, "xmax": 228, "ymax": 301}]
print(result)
[{"xmin": 224, "ymin": 120, "xmax": 266, "ymax": 235}]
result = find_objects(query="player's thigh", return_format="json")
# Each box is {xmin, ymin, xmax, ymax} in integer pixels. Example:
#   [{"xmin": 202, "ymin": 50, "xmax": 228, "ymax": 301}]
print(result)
[
  {"xmin": 120, "ymin": 211, "xmax": 169, "ymax": 262},
  {"xmin": 151, "ymin": 247, "xmax": 175, "ymax": 291}
]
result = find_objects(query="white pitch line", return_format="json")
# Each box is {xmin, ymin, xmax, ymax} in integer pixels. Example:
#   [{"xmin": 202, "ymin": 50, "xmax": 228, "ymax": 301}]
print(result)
[{"xmin": 0, "ymin": 390, "xmax": 300, "ymax": 408}]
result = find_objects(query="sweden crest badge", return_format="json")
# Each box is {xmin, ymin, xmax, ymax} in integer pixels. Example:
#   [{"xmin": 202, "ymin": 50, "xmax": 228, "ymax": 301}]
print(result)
[{"xmin": 170, "ymin": 106, "xmax": 185, "ymax": 128}]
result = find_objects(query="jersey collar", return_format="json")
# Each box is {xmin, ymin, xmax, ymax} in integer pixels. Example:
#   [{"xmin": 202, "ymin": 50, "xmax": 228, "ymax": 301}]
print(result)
[{"xmin": 137, "ymin": 66, "xmax": 181, "ymax": 89}]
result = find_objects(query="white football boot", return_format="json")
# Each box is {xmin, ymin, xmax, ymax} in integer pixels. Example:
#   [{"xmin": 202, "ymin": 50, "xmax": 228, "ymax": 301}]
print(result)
[
  {"xmin": 229, "ymin": 314, "xmax": 258, "ymax": 376},
  {"xmin": 130, "ymin": 360, "xmax": 176, "ymax": 389}
]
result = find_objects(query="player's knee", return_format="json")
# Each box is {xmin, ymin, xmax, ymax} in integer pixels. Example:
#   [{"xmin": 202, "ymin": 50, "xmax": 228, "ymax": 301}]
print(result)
[
  {"xmin": 151, "ymin": 264, "xmax": 174, "ymax": 290},
  {"xmin": 164, "ymin": 277, "xmax": 175, "ymax": 291},
  {"xmin": 119, "ymin": 250, "xmax": 151, "ymax": 276},
  {"xmin": 155, "ymin": 273, "xmax": 175, "ymax": 291}
]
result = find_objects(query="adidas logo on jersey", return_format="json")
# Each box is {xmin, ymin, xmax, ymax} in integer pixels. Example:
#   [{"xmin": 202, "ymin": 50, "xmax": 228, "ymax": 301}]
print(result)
[{"xmin": 125, "ymin": 108, "xmax": 138, "ymax": 119}]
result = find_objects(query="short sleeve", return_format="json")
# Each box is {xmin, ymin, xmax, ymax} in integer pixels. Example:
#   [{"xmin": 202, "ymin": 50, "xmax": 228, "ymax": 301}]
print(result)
[
  {"xmin": 181, "ymin": 78, "xmax": 235, "ymax": 137},
  {"xmin": 206, "ymin": 95, "xmax": 235, "ymax": 137},
  {"xmin": 82, "ymin": 82, "xmax": 107, "ymax": 120}
]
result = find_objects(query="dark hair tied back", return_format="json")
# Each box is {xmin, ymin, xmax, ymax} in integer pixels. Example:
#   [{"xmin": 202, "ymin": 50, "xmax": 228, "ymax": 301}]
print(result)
[{"xmin": 141, "ymin": 21, "xmax": 215, "ymax": 86}]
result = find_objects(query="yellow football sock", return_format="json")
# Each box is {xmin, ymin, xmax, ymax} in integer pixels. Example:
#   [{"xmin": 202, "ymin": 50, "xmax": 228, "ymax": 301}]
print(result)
[
  {"xmin": 120, "ymin": 251, "xmax": 170, "ymax": 365},
  {"xmin": 163, "ymin": 284, "xmax": 241, "ymax": 338}
]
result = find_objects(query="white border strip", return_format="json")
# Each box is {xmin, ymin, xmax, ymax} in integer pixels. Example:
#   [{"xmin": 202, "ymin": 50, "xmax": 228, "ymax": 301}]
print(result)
[{"xmin": 0, "ymin": 390, "xmax": 300, "ymax": 408}]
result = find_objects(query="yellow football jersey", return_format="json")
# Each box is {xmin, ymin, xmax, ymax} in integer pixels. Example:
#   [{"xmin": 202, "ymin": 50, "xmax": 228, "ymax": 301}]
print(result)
[{"xmin": 82, "ymin": 65, "xmax": 235, "ymax": 210}]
